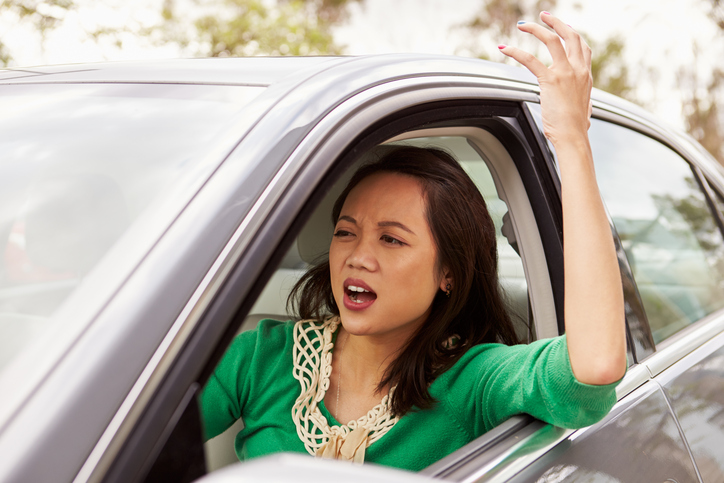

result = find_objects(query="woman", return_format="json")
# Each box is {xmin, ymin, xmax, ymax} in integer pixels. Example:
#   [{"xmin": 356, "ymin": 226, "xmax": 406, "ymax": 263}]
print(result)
[{"xmin": 200, "ymin": 12, "xmax": 626, "ymax": 471}]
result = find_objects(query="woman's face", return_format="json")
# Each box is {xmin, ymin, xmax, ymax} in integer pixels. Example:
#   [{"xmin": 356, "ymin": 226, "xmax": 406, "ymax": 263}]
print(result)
[{"xmin": 329, "ymin": 172, "xmax": 448, "ymax": 341}]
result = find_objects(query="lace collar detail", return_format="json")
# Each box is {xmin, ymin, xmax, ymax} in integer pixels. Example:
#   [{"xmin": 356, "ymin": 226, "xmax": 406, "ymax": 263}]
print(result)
[{"xmin": 290, "ymin": 317, "xmax": 399, "ymax": 457}]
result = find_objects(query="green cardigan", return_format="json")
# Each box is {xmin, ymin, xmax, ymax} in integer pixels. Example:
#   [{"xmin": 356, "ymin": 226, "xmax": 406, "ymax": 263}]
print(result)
[{"xmin": 200, "ymin": 319, "xmax": 619, "ymax": 472}]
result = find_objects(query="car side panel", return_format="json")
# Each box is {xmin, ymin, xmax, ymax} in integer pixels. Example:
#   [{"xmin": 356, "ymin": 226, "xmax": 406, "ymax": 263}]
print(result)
[
  {"xmin": 658, "ymin": 330, "xmax": 724, "ymax": 482},
  {"xmin": 505, "ymin": 381, "xmax": 699, "ymax": 483}
]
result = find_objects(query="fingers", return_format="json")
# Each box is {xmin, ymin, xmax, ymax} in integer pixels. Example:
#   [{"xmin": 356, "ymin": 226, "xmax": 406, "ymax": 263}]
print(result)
[
  {"xmin": 516, "ymin": 21, "xmax": 568, "ymax": 65},
  {"xmin": 539, "ymin": 12, "xmax": 582, "ymax": 62},
  {"xmin": 580, "ymin": 34, "xmax": 592, "ymax": 68},
  {"xmin": 498, "ymin": 44, "xmax": 547, "ymax": 78},
  {"xmin": 502, "ymin": 12, "xmax": 592, "ymax": 78},
  {"xmin": 539, "ymin": 12, "xmax": 591, "ymax": 70}
]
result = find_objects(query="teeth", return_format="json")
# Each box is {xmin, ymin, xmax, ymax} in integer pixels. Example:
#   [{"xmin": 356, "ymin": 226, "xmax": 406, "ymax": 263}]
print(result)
[{"xmin": 347, "ymin": 285, "xmax": 369, "ymax": 293}]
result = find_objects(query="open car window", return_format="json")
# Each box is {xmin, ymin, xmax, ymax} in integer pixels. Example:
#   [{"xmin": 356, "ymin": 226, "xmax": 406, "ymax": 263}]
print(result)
[{"xmin": 202, "ymin": 126, "xmax": 554, "ymax": 473}]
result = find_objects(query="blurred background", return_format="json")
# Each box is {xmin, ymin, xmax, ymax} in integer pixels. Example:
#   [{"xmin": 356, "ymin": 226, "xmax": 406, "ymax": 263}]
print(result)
[{"xmin": 1, "ymin": 0, "xmax": 722, "ymax": 164}]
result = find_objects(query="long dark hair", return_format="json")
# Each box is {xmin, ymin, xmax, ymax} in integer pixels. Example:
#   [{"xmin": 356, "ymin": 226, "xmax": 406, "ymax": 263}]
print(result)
[{"xmin": 288, "ymin": 146, "xmax": 520, "ymax": 416}]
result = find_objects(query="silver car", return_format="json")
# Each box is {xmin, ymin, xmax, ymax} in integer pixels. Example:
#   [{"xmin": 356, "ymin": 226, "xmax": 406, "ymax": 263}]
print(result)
[{"xmin": 1, "ymin": 55, "xmax": 724, "ymax": 483}]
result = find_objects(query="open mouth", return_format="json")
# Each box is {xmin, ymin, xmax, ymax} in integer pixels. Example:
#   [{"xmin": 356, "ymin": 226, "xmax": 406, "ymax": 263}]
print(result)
[
  {"xmin": 345, "ymin": 284, "xmax": 377, "ymax": 304},
  {"xmin": 342, "ymin": 279, "xmax": 378, "ymax": 310}
]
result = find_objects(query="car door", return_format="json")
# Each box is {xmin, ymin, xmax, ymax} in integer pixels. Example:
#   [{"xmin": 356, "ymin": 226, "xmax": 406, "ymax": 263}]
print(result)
[
  {"xmin": 585, "ymin": 116, "xmax": 724, "ymax": 483},
  {"xmin": 590, "ymin": 113, "xmax": 724, "ymax": 483},
  {"xmin": 421, "ymin": 104, "xmax": 704, "ymax": 483},
  {"xmin": 73, "ymin": 62, "xmax": 711, "ymax": 483},
  {"xmin": 504, "ymin": 102, "xmax": 724, "ymax": 483}
]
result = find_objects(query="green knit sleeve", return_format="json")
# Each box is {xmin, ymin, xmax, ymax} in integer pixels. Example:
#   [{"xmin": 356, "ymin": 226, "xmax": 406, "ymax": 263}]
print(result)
[
  {"xmin": 444, "ymin": 335, "xmax": 621, "ymax": 436},
  {"xmin": 198, "ymin": 319, "xmax": 289, "ymax": 440}
]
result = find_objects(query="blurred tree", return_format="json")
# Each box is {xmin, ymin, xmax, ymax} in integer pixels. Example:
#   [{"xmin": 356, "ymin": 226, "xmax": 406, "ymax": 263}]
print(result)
[
  {"xmin": 685, "ymin": 0, "xmax": 724, "ymax": 165},
  {"xmin": 461, "ymin": 0, "xmax": 557, "ymax": 61},
  {"xmin": 677, "ymin": 55, "xmax": 724, "ymax": 164},
  {"xmin": 191, "ymin": 0, "xmax": 360, "ymax": 56},
  {"xmin": 0, "ymin": 42, "xmax": 10, "ymax": 66},
  {"xmin": 0, "ymin": 0, "xmax": 74, "ymax": 66},
  {"xmin": 111, "ymin": 0, "xmax": 363, "ymax": 57},
  {"xmin": 709, "ymin": 0, "xmax": 724, "ymax": 30},
  {"xmin": 461, "ymin": 0, "xmax": 636, "ymax": 103},
  {"xmin": 587, "ymin": 34, "xmax": 635, "ymax": 100},
  {"xmin": 0, "ymin": 0, "xmax": 361, "ymax": 67}
]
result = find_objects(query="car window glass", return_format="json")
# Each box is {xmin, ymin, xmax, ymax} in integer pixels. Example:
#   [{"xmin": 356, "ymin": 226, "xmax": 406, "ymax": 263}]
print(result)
[
  {"xmin": 589, "ymin": 119, "xmax": 724, "ymax": 344},
  {"xmin": 0, "ymin": 83, "xmax": 264, "ymax": 373}
]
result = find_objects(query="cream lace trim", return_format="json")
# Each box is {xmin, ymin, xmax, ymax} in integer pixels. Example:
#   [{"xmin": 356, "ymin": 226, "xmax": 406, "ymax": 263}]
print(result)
[{"xmin": 290, "ymin": 317, "xmax": 400, "ymax": 458}]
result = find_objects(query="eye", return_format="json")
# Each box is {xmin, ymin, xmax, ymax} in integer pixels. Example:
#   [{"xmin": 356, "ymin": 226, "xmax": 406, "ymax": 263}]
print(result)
[
  {"xmin": 381, "ymin": 234, "xmax": 405, "ymax": 246},
  {"xmin": 333, "ymin": 230, "xmax": 354, "ymax": 238}
]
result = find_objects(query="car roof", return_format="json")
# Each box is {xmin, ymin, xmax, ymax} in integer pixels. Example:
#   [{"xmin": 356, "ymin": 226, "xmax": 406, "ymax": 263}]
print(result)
[
  {"xmin": 0, "ymin": 57, "xmax": 344, "ymax": 86},
  {"xmin": 0, "ymin": 54, "xmax": 540, "ymax": 87},
  {"xmin": 0, "ymin": 54, "xmax": 667, "ymax": 127}
]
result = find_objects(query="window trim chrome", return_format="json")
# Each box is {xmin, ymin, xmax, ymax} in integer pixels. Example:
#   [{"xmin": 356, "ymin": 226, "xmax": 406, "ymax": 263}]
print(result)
[{"xmin": 644, "ymin": 309, "xmax": 724, "ymax": 378}]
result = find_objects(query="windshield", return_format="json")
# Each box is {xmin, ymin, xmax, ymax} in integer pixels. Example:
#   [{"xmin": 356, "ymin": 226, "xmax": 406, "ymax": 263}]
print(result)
[{"xmin": 0, "ymin": 82, "xmax": 264, "ymax": 371}]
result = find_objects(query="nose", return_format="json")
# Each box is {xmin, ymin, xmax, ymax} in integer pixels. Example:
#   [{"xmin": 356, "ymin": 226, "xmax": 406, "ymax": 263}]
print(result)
[{"xmin": 346, "ymin": 234, "xmax": 378, "ymax": 272}]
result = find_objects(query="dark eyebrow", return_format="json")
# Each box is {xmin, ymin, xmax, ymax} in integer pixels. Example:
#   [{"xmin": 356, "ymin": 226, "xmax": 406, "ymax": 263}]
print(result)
[
  {"xmin": 337, "ymin": 215, "xmax": 357, "ymax": 224},
  {"xmin": 337, "ymin": 216, "xmax": 416, "ymax": 236},
  {"xmin": 378, "ymin": 221, "xmax": 415, "ymax": 235}
]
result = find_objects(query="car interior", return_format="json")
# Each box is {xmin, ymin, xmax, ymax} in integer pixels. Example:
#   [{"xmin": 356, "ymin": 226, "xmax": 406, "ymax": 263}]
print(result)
[{"xmin": 202, "ymin": 126, "xmax": 558, "ymax": 472}]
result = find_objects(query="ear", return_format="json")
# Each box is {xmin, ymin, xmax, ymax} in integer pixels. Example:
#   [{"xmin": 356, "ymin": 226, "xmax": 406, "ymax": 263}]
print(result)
[{"xmin": 439, "ymin": 269, "xmax": 453, "ymax": 292}]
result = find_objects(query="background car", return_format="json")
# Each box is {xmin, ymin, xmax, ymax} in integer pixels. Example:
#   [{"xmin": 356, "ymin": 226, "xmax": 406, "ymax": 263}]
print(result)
[{"xmin": 1, "ymin": 54, "xmax": 724, "ymax": 483}]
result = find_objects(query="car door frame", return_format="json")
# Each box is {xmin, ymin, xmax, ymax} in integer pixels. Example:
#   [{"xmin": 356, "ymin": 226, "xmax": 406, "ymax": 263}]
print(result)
[
  {"xmin": 428, "ymin": 101, "xmax": 724, "ymax": 483},
  {"xmin": 78, "ymin": 75, "xmax": 566, "ymax": 482},
  {"xmin": 81, "ymin": 72, "xmax": 724, "ymax": 483}
]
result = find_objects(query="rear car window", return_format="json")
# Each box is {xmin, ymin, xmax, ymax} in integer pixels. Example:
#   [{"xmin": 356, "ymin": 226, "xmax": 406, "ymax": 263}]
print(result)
[{"xmin": 589, "ymin": 119, "xmax": 724, "ymax": 344}]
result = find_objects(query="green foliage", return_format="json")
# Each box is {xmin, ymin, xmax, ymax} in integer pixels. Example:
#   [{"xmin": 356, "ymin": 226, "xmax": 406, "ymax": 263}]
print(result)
[
  {"xmin": 462, "ymin": 1, "xmax": 636, "ymax": 105},
  {"xmin": 1, "ymin": 0, "xmax": 73, "ymax": 31},
  {"xmin": 0, "ymin": 41, "xmax": 10, "ymax": 66},
  {"xmin": 192, "ymin": 0, "xmax": 345, "ymax": 56},
  {"xmin": 0, "ymin": 0, "xmax": 360, "ymax": 67},
  {"xmin": 154, "ymin": 0, "xmax": 361, "ymax": 57}
]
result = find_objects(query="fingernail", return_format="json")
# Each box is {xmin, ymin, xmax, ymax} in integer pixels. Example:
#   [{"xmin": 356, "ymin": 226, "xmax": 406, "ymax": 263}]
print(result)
[
  {"xmin": 498, "ymin": 44, "xmax": 507, "ymax": 50},
  {"xmin": 542, "ymin": 11, "xmax": 551, "ymax": 15},
  {"xmin": 517, "ymin": 20, "xmax": 526, "ymax": 25}
]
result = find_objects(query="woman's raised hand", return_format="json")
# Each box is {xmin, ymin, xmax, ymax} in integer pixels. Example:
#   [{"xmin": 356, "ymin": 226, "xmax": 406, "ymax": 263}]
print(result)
[
  {"xmin": 498, "ymin": 12, "xmax": 593, "ymax": 147},
  {"xmin": 499, "ymin": 12, "xmax": 627, "ymax": 386}
]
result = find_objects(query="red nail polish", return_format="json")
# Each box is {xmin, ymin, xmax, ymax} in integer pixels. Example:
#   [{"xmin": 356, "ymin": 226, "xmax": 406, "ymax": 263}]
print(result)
[
  {"xmin": 542, "ymin": 11, "xmax": 551, "ymax": 15},
  {"xmin": 498, "ymin": 44, "xmax": 507, "ymax": 50}
]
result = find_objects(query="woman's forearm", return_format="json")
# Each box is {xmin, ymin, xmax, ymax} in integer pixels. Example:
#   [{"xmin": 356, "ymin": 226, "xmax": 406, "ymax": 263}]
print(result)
[
  {"xmin": 555, "ymin": 136, "xmax": 626, "ymax": 385},
  {"xmin": 500, "ymin": 12, "xmax": 627, "ymax": 386}
]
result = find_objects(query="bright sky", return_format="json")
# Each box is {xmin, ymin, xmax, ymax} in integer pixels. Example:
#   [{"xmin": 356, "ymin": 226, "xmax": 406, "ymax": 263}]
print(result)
[{"xmin": 0, "ymin": 0, "xmax": 718, "ymax": 129}]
